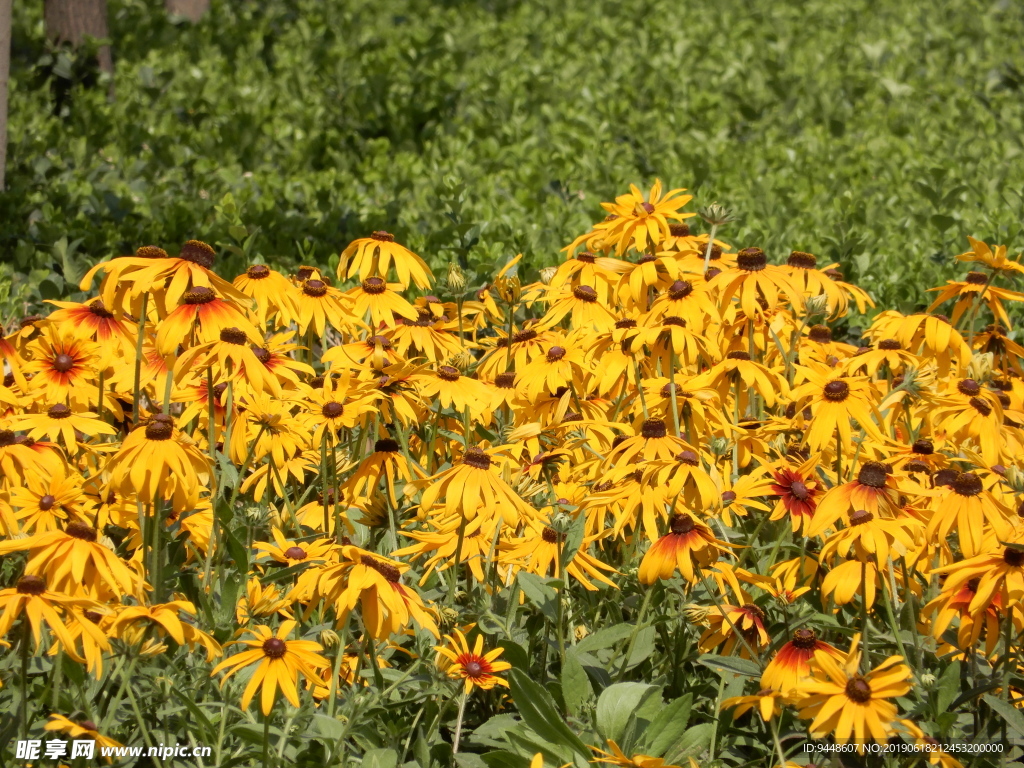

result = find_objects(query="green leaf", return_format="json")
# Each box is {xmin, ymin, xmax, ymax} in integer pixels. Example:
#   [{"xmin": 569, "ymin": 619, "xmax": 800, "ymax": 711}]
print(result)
[
  {"xmin": 623, "ymin": 625, "xmax": 656, "ymax": 670},
  {"xmin": 665, "ymin": 723, "xmax": 714, "ymax": 763},
  {"xmin": 576, "ymin": 624, "xmax": 634, "ymax": 655},
  {"xmin": 509, "ymin": 668, "xmax": 590, "ymax": 758},
  {"xmin": 641, "ymin": 694, "xmax": 693, "ymax": 758},
  {"xmin": 936, "ymin": 660, "xmax": 960, "ymax": 714},
  {"xmin": 695, "ymin": 654, "xmax": 760, "ymax": 678},
  {"xmin": 983, "ymin": 695, "xmax": 1024, "ymax": 738},
  {"xmin": 595, "ymin": 683, "xmax": 657, "ymax": 745},
  {"xmin": 518, "ymin": 572, "xmax": 559, "ymax": 623},
  {"xmin": 311, "ymin": 714, "xmax": 346, "ymax": 740},
  {"xmin": 560, "ymin": 513, "xmax": 586, "ymax": 570},
  {"xmin": 362, "ymin": 747, "xmax": 398, "ymax": 768},
  {"xmin": 480, "ymin": 752, "xmax": 532, "ymax": 768},
  {"xmin": 561, "ymin": 649, "xmax": 594, "ymax": 716}
]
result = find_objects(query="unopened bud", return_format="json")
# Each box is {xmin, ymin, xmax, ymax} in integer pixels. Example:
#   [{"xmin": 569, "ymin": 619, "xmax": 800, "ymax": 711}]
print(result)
[
  {"xmin": 495, "ymin": 275, "xmax": 522, "ymax": 304},
  {"xmin": 448, "ymin": 351, "xmax": 474, "ymax": 373},
  {"xmin": 539, "ymin": 266, "xmax": 557, "ymax": 285},
  {"xmin": 699, "ymin": 203, "xmax": 736, "ymax": 228},
  {"xmin": 805, "ymin": 293, "xmax": 830, "ymax": 318},
  {"xmin": 319, "ymin": 629, "xmax": 341, "ymax": 650},
  {"xmin": 447, "ymin": 262, "xmax": 466, "ymax": 293},
  {"xmin": 684, "ymin": 604, "xmax": 711, "ymax": 626}
]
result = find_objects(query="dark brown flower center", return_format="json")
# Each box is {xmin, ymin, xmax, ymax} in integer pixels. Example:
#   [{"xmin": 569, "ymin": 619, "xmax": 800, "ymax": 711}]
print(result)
[
  {"xmin": 677, "ymin": 450, "xmax": 699, "ymax": 466},
  {"xmin": 53, "ymin": 354, "xmax": 75, "ymax": 373},
  {"xmin": 669, "ymin": 223, "xmax": 690, "ymax": 238},
  {"xmin": 905, "ymin": 460, "xmax": 930, "ymax": 473},
  {"xmin": 857, "ymin": 461, "xmax": 890, "ymax": 488},
  {"xmin": 322, "ymin": 402, "xmax": 344, "ymax": 419},
  {"xmin": 641, "ymin": 418, "xmax": 667, "ymax": 439},
  {"xmin": 1004, "ymin": 547, "xmax": 1024, "ymax": 567},
  {"xmin": 252, "ymin": 346, "xmax": 272, "ymax": 364},
  {"xmin": 542, "ymin": 527, "xmax": 566, "ymax": 543},
  {"xmin": 576, "ymin": 251, "xmax": 596, "ymax": 263},
  {"xmin": 0, "ymin": 429, "xmax": 15, "ymax": 447},
  {"xmin": 437, "ymin": 365, "xmax": 461, "ymax": 382},
  {"xmin": 296, "ymin": 267, "xmax": 316, "ymax": 281},
  {"xmin": 969, "ymin": 397, "xmax": 992, "ymax": 416},
  {"xmin": 247, "ymin": 264, "xmax": 271, "ymax": 279},
  {"xmin": 179, "ymin": 240, "xmax": 216, "ymax": 269},
  {"xmin": 911, "ymin": 439, "xmax": 933, "ymax": 455},
  {"xmin": 669, "ymin": 514, "xmax": 696, "ymax": 534},
  {"xmin": 878, "ymin": 338, "xmax": 901, "ymax": 350},
  {"xmin": 512, "ymin": 329, "xmax": 538, "ymax": 344},
  {"xmin": 48, "ymin": 404, "xmax": 72, "ymax": 419},
  {"xmin": 463, "ymin": 446, "xmax": 492, "ymax": 469},
  {"xmin": 375, "ymin": 438, "xmax": 400, "ymax": 453},
  {"xmin": 640, "ymin": 202, "xmax": 656, "ymax": 214},
  {"xmin": 362, "ymin": 277, "xmax": 387, "ymax": 294},
  {"xmin": 721, "ymin": 491, "xmax": 737, "ymax": 503},
  {"xmin": 737, "ymin": 247, "xmax": 767, "ymax": 271},
  {"xmin": 136, "ymin": 245, "xmax": 168, "ymax": 259},
  {"xmin": 284, "ymin": 546, "xmax": 307, "ymax": 560},
  {"xmin": 363, "ymin": 556, "xmax": 401, "ymax": 582},
  {"xmin": 546, "ymin": 346, "xmax": 567, "ymax": 362},
  {"xmin": 262, "ymin": 637, "xmax": 287, "ymax": 658},
  {"xmin": 957, "ymin": 379, "xmax": 981, "ymax": 397},
  {"xmin": 66, "ymin": 521, "xmax": 98, "ymax": 541},
  {"xmin": 88, "ymin": 300, "xmax": 113, "ymax": 319},
  {"xmin": 370, "ymin": 231, "xmax": 395, "ymax": 242},
  {"xmin": 663, "ymin": 316, "xmax": 686, "ymax": 327},
  {"xmin": 952, "ymin": 472, "xmax": 983, "ymax": 497},
  {"xmin": 183, "ymin": 286, "xmax": 217, "ymax": 305},
  {"xmin": 823, "ymin": 380, "xmax": 850, "ymax": 402},
  {"xmin": 78, "ymin": 720, "xmax": 98, "ymax": 732},
  {"xmin": 668, "ymin": 280, "xmax": 694, "ymax": 300},
  {"xmin": 787, "ymin": 251, "xmax": 817, "ymax": 269},
  {"xmin": 808, "ymin": 325, "xmax": 832, "ymax": 343},
  {"xmin": 791, "ymin": 628, "xmax": 817, "ymax": 649},
  {"xmin": 615, "ymin": 318, "xmax": 637, "ymax": 329},
  {"xmin": 727, "ymin": 350, "xmax": 751, "ymax": 361},
  {"xmin": 219, "ymin": 327, "xmax": 247, "ymax": 345},
  {"xmin": 494, "ymin": 372, "xmax": 516, "ymax": 389},
  {"xmin": 789, "ymin": 481, "xmax": 810, "ymax": 500},
  {"xmin": 16, "ymin": 575, "xmax": 46, "ymax": 595},
  {"xmin": 933, "ymin": 468, "xmax": 959, "ymax": 488},
  {"xmin": 145, "ymin": 420, "xmax": 174, "ymax": 440},
  {"xmin": 303, "ymin": 279, "xmax": 328, "ymax": 298},
  {"xmin": 661, "ymin": 383, "xmax": 683, "ymax": 398},
  {"xmin": 573, "ymin": 285, "xmax": 598, "ymax": 303},
  {"xmin": 39, "ymin": 494, "xmax": 56, "ymax": 511},
  {"xmin": 849, "ymin": 509, "xmax": 874, "ymax": 526},
  {"xmin": 845, "ymin": 677, "xmax": 872, "ymax": 703},
  {"xmin": 965, "ymin": 271, "xmax": 989, "ymax": 285}
]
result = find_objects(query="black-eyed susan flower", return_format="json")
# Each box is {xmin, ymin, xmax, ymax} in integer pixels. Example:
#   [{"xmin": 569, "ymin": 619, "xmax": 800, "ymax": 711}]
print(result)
[
  {"xmin": 155, "ymin": 285, "xmax": 261, "ymax": 355},
  {"xmin": 761, "ymin": 628, "xmax": 843, "ymax": 694},
  {"xmin": 639, "ymin": 513, "xmax": 725, "ymax": 584},
  {"xmin": 435, "ymin": 629, "xmax": 511, "ymax": 694},
  {"xmin": 8, "ymin": 468, "xmax": 89, "ymax": 533},
  {"xmin": 211, "ymin": 621, "xmax": 329, "ymax": 715},
  {"xmin": 413, "ymin": 365, "xmax": 491, "ymax": 419},
  {"xmin": 593, "ymin": 180, "xmax": 694, "ymax": 257},
  {"xmin": 23, "ymin": 329, "xmax": 100, "ymax": 401},
  {"xmin": 956, "ymin": 236, "xmax": 1024, "ymax": 277},
  {"xmin": 105, "ymin": 414, "xmax": 210, "ymax": 514},
  {"xmin": 924, "ymin": 471, "xmax": 1012, "ymax": 558},
  {"xmin": 10, "ymin": 403, "xmax": 116, "ymax": 454},
  {"xmin": 339, "ymin": 231, "xmax": 433, "ymax": 290},
  {"xmin": 0, "ymin": 575, "xmax": 109, "ymax": 654},
  {"xmin": 790, "ymin": 364, "xmax": 885, "ymax": 454},
  {"xmin": 232, "ymin": 264, "xmax": 298, "ymax": 327},
  {"xmin": 590, "ymin": 739, "xmax": 691, "ymax": 768},
  {"xmin": 769, "ymin": 460, "xmax": 823, "ymax": 534},
  {"xmin": 45, "ymin": 714, "xmax": 123, "ymax": 755},
  {"xmin": 111, "ymin": 601, "xmax": 221, "ymax": 661},
  {"xmin": 932, "ymin": 532, "xmax": 1024, "ymax": 617},
  {"xmin": 347, "ymin": 276, "xmax": 420, "ymax": 328},
  {"xmin": 254, "ymin": 529, "xmax": 335, "ymax": 568},
  {"xmin": 500, "ymin": 519, "xmax": 618, "ymax": 591},
  {"xmin": 795, "ymin": 637, "xmax": 912, "ymax": 752},
  {"xmin": 721, "ymin": 688, "xmax": 785, "ymax": 721},
  {"xmin": 418, "ymin": 445, "xmax": 534, "ymax": 525}
]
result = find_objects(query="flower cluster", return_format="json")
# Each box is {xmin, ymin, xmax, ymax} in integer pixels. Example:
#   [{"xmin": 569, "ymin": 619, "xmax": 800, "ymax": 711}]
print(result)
[{"xmin": 2, "ymin": 181, "xmax": 1023, "ymax": 761}]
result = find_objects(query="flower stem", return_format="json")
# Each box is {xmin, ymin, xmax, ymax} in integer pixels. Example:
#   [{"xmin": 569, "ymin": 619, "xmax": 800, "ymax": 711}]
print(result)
[
  {"xmin": 452, "ymin": 689, "xmax": 468, "ymax": 753},
  {"xmin": 131, "ymin": 293, "xmax": 149, "ymax": 426}
]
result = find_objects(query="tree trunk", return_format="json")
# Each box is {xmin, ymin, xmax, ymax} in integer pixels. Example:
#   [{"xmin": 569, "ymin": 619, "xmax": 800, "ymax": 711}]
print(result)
[
  {"xmin": 43, "ymin": 0, "xmax": 113, "ymax": 75},
  {"xmin": 166, "ymin": 0, "xmax": 208, "ymax": 22},
  {"xmin": 0, "ymin": 0, "xmax": 11, "ymax": 191}
]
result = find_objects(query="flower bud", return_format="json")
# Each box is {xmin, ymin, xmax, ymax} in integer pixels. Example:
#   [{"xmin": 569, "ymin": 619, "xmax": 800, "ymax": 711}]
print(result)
[
  {"xmin": 495, "ymin": 275, "xmax": 522, "ymax": 304},
  {"xmin": 319, "ymin": 629, "xmax": 342, "ymax": 650},
  {"xmin": 539, "ymin": 266, "xmax": 558, "ymax": 285},
  {"xmin": 699, "ymin": 203, "xmax": 736, "ymax": 227},
  {"xmin": 447, "ymin": 262, "xmax": 466, "ymax": 293}
]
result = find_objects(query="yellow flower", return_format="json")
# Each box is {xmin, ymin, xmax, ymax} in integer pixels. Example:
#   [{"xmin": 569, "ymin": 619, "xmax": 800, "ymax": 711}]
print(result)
[
  {"xmin": 590, "ymin": 738, "xmax": 688, "ymax": 768},
  {"xmin": 435, "ymin": 629, "xmax": 511, "ymax": 694},
  {"xmin": 339, "ymin": 231, "xmax": 434, "ymax": 290},
  {"xmin": 795, "ymin": 636, "xmax": 912, "ymax": 751},
  {"xmin": 211, "ymin": 621, "xmax": 329, "ymax": 715}
]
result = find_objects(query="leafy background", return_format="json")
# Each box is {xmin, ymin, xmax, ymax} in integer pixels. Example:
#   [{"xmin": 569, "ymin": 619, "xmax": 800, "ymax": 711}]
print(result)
[{"xmin": 4, "ymin": 0, "xmax": 1024, "ymax": 322}]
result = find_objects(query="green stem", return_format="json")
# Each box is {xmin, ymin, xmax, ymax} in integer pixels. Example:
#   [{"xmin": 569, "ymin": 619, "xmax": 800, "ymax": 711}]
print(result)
[
  {"xmin": 19, "ymin": 619, "xmax": 30, "ymax": 741},
  {"xmin": 131, "ymin": 293, "xmax": 149, "ymax": 426},
  {"xmin": 452, "ymin": 689, "xmax": 468, "ymax": 753},
  {"xmin": 861, "ymin": 560, "xmax": 870, "ymax": 674},
  {"xmin": 615, "ymin": 586, "xmax": 656, "ymax": 681},
  {"xmin": 702, "ymin": 225, "xmax": 719, "ymax": 275},
  {"xmin": 448, "ymin": 511, "xmax": 468, "ymax": 605}
]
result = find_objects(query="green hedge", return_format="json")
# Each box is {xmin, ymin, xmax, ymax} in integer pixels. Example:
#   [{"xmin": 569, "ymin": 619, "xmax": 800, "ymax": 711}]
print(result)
[{"xmin": 4, "ymin": 0, "xmax": 1024, "ymax": 322}]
